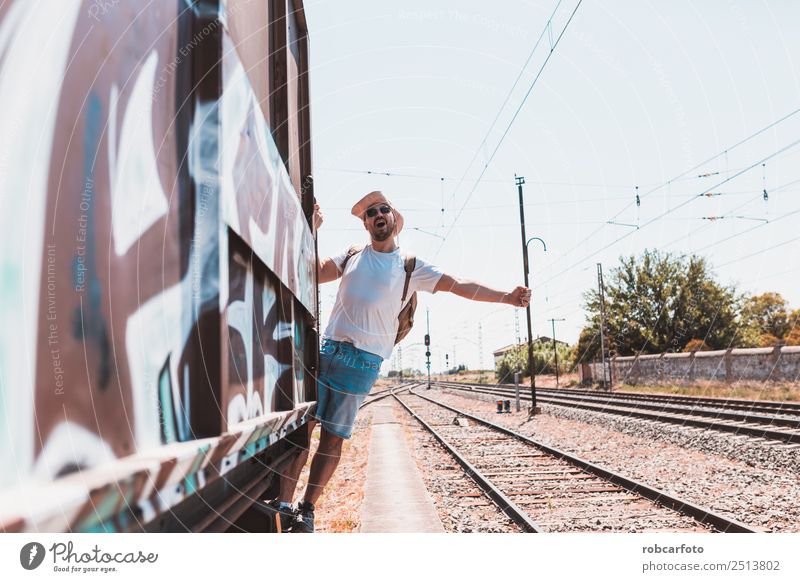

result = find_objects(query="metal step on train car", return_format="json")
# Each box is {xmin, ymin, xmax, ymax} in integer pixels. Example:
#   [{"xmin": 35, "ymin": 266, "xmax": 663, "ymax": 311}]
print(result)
[{"xmin": 0, "ymin": 0, "xmax": 318, "ymax": 532}]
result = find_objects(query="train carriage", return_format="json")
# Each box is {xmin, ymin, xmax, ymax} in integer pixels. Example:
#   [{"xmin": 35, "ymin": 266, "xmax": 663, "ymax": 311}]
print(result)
[{"xmin": 0, "ymin": 0, "xmax": 318, "ymax": 532}]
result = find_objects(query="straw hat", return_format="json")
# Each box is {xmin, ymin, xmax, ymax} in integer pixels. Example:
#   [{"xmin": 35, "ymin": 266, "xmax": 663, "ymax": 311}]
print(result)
[{"xmin": 350, "ymin": 190, "xmax": 404, "ymax": 235}]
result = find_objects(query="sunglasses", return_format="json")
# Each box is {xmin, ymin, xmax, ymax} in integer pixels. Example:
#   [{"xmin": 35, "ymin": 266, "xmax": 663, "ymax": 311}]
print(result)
[{"xmin": 365, "ymin": 205, "xmax": 392, "ymax": 218}]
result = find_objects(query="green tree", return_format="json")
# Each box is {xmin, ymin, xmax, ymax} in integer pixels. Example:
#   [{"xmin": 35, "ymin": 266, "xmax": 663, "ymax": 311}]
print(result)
[
  {"xmin": 575, "ymin": 250, "xmax": 741, "ymax": 361},
  {"xmin": 784, "ymin": 309, "xmax": 800, "ymax": 346},
  {"xmin": 495, "ymin": 340, "xmax": 574, "ymax": 381},
  {"xmin": 740, "ymin": 292, "xmax": 792, "ymax": 344}
]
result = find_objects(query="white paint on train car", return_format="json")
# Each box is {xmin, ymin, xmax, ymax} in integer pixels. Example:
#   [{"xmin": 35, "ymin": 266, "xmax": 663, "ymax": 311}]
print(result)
[
  {"xmin": 0, "ymin": 0, "xmax": 82, "ymax": 489},
  {"xmin": 226, "ymin": 267, "xmax": 265, "ymax": 425},
  {"xmin": 108, "ymin": 50, "xmax": 168, "ymax": 257}
]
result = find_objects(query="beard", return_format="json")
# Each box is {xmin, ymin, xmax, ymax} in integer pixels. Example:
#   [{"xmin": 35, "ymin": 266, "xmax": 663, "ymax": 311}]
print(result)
[
  {"xmin": 368, "ymin": 215, "xmax": 394, "ymax": 241},
  {"xmin": 371, "ymin": 225, "xmax": 393, "ymax": 241}
]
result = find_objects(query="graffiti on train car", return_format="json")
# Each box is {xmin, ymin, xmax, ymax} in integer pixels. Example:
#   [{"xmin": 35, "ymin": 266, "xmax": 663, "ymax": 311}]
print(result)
[
  {"xmin": 0, "ymin": 0, "xmax": 197, "ymax": 488},
  {"xmin": 219, "ymin": 33, "xmax": 316, "ymax": 315},
  {"xmin": 0, "ymin": 0, "xmax": 318, "ymax": 507},
  {"xmin": 219, "ymin": 25, "xmax": 317, "ymax": 428}
]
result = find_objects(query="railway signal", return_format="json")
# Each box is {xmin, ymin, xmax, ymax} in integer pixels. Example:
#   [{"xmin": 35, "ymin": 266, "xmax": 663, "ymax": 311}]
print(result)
[{"xmin": 425, "ymin": 310, "xmax": 431, "ymax": 389}]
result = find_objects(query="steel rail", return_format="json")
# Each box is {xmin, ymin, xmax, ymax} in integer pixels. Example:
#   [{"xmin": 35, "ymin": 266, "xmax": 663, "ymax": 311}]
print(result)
[
  {"xmin": 437, "ymin": 382, "xmax": 800, "ymax": 443},
  {"xmin": 441, "ymin": 380, "xmax": 800, "ymax": 414},
  {"xmin": 394, "ymin": 391, "xmax": 542, "ymax": 533},
  {"xmin": 537, "ymin": 393, "xmax": 800, "ymax": 429},
  {"xmin": 359, "ymin": 382, "xmax": 416, "ymax": 409},
  {"xmin": 411, "ymin": 389, "xmax": 758, "ymax": 533},
  {"xmin": 542, "ymin": 389, "xmax": 800, "ymax": 417},
  {"xmin": 441, "ymin": 382, "xmax": 800, "ymax": 429}
]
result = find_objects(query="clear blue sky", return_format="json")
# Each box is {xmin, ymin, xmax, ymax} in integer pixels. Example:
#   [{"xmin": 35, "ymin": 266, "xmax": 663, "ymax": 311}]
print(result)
[{"xmin": 303, "ymin": 0, "xmax": 800, "ymax": 374}]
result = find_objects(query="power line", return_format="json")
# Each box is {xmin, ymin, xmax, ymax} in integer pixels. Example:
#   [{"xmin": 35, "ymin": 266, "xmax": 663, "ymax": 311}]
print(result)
[
  {"xmin": 319, "ymin": 165, "xmax": 757, "ymax": 188},
  {"xmin": 443, "ymin": 0, "xmax": 566, "ymax": 212},
  {"xmin": 716, "ymin": 232, "xmax": 800, "ymax": 268},
  {"xmin": 433, "ymin": 0, "xmax": 585, "ymax": 259},
  {"xmin": 610, "ymin": 106, "xmax": 800, "ymax": 223},
  {"xmin": 532, "ymin": 176, "xmax": 800, "ymax": 319},
  {"xmin": 653, "ymin": 176, "xmax": 800, "ymax": 253},
  {"xmin": 318, "ymin": 166, "xmax": 642, "ymax": 189},
  {"xmin": 695, "ymin": 204, "xmax": 800, "ymax": 254},
  {"xmin": 536, "ymin": 136, "xmax": 800, "ymax": 287},
  {"xmin": 536, "ymin": 105, "xmax": 800, "ymax": 272},
  {"xmin": 322, "ymin": 186, "xmax": 797, "ymax": 214}
]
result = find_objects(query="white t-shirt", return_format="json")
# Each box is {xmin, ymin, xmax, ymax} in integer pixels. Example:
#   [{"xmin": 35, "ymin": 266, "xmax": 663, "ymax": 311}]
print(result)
[{"xmin": 322, "ymin": 244, "xmax": 444, "ymax": 359}]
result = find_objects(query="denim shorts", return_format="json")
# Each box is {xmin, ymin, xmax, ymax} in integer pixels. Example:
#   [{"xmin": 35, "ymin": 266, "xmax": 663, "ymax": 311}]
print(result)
[{"xmin": 313, "ymin": 338, "xmax": 383, "ymax": 439}]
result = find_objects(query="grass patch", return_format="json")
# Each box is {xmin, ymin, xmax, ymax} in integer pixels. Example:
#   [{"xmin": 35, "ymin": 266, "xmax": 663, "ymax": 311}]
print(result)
[
  {"xmin": 299, "ymin": 419, "xmax": 373, "ymax": 533},
  {"xmin": 615, "ymin": 381, "xmax": 800, "ymax": 402}
]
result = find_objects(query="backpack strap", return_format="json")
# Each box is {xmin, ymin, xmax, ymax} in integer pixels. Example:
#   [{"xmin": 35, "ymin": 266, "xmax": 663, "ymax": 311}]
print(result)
[
  {"xmin": 400, "ymin": 254, "xmax": 416, "ymax": 303},
  {"xmin": 339, "ymin": 244, "xmax": 364, "ymax": 274}
]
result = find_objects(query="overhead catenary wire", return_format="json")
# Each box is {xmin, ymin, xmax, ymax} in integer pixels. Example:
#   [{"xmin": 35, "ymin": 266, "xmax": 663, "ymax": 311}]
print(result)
[
  {"xmin": 716, "ymin": 232, "xmax": 800, "ymax": 269},
  {"xmin": 694, "ymin": 204, "xmax": 800, "ymax": 254},
  {"xmin": 321, "ymin": 185, "xmax": 794, "ymax": 214},
  {"xmin": 532, "ymin": 177, "xmax": 800, "ymax": 320},
  {"xmin": 536, "ymin": 105, "xmax": 800, "ymax": 272},
  {"xmin": 528, "ymin": 184, "xmax": 797, "ymax": 317},
  {"xmin": 528, "ymin": 211, "xmax": 800, "ymax": 334},
  {"xmin": 434, "ymin": 0, "xmax": 585, "ymax": 259},
  {"xmin": 536, "ymin": 135, "xmax": 800, "ymax": 288},
  {"xmin": 442, "ymin": 0, "xmax": 566, "ymax": 213},
  {"xmin": 654, "ymin": 176, "xmax": 800, "ymax": 253},
  {"xmin": 318, "ymin": 166, "xmax": 647, "ymax": 189},
  {"xmin": 611, "ymin": 106, "xmax": 800, "ymax": 220}
]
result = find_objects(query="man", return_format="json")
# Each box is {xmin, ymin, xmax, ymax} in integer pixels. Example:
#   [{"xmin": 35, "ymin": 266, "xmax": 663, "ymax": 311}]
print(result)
[{"xmin": 269, "ymin": 191, "xmax": 531, "ymax": 532}]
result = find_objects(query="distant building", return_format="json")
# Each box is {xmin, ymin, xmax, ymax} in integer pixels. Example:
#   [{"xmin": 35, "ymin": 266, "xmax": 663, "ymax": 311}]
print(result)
[{"xmin": 492, "ymin": 337, "xmax": 569, "ymax": 369}]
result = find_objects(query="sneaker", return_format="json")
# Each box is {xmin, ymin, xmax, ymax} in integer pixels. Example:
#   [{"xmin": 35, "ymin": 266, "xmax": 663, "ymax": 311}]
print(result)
[
  {"xmin": 290, "ymin": 501, "xmax": 315, "ymax": 533},
  {"xmin": 254, "ymin": 500, "xmax": 296, "ymax": 532}
]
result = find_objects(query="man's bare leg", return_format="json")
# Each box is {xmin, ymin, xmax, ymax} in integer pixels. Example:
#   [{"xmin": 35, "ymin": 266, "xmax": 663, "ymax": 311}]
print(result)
[
  {"xmin": 278, "ymin": 420, "xmax": 317, "ymax": 503},
  {"xmin": 302, "ymin": 427, "xmax": 344, "ymax": 505}
]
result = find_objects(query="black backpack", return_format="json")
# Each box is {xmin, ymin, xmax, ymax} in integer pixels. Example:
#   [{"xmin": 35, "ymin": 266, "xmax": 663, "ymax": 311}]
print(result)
[{"xmin": 340, "ymin": 245, "xmax": 417, "ymax": 345}]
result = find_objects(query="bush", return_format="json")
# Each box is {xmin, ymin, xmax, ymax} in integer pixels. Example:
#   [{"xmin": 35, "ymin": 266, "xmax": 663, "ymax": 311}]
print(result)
[{"xmin": 495, "ymin": 341, "xmax": 574, "ymax": 382}]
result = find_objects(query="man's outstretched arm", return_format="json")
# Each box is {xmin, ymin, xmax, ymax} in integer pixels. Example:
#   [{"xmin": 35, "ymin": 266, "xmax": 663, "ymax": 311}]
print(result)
[{"xmin": 434, "ymin": 274, "xmax": 531, "ymax": 307}]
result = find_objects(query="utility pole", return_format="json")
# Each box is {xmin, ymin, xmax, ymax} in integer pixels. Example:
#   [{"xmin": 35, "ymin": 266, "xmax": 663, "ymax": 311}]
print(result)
[
  {"xmin": 398, "ymin": 345, "xmax": 403, "ymax": 380},
  {"xmin": 425, "ymin": 308, "xmax": 432, "ymax": 389},
  {"xmin": 477, "ymin": 322, "xmax": 484, "ymax": 382},
  {"xmin": 516, "ymin": 175, "xmax": 540, "ymax": 414},
  {"xmin": 597, "ymin": 263, "xmax": 610, "ymax": 390},
  {"xmin": 548, "ymin": 318, "xmax": 566, "ymax": 387}
]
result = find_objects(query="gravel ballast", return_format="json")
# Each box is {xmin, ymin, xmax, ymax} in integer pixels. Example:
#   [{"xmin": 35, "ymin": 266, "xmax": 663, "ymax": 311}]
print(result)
[
  {"xmin": 434, "ymin": 387, "xmax": 800, "ymax": 532},
  {"xmin": 395, "ymin": 398, "xmax": 523, "ymax": 533}
]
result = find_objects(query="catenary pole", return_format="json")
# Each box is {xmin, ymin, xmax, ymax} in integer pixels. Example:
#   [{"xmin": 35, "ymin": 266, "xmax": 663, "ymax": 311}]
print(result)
[
  {"xmin": 549, "ymin": 318, "xmax": 566, "ymax": 387},
  {"xmin": 597, "ymin": 263, "xmax": 610, "ymax": 389},
  {"xmin": 516, "ymin": 175, "xmax": 539, "ymax": 414}
]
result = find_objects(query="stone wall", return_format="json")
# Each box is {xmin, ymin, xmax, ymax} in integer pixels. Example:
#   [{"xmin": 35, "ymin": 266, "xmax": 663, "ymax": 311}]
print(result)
[{"xmin": 579, "ymin": 346, "xmax": 800, "ymax": 385}]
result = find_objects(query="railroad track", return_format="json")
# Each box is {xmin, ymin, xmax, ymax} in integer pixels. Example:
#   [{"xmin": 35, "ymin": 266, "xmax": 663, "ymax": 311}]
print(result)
[
  {"xmin": 395, "ymin": 388, "xmax": 757, "ymax": 533},
  {"xmin": 360, "ymin": 382, "xmax": 414, "ymax": 408},
  {"xmin": 435, "ymin": 381, "xmax": 800, "ymax": 444},
  {"xmin": 450, "ymin": 380, "xmax": 800, "ymax": 416}
]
